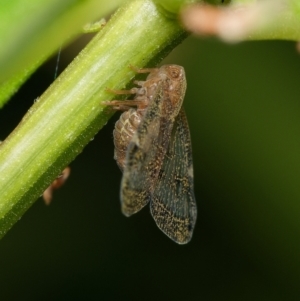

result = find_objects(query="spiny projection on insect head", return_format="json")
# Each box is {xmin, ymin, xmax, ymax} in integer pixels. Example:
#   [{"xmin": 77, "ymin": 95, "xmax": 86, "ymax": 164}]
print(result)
[{"xmin": 107, "ymin": 65, "xmax": 197, "ymax": 244}]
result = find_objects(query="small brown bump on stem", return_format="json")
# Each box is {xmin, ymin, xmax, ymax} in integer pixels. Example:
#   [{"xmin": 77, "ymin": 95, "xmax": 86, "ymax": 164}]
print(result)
[{"xmin": 43, "ymin": 167, "xmax": 71, "ymax": 205}]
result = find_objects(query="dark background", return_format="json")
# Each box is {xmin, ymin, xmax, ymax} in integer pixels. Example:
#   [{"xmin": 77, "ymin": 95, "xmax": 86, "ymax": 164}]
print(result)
[{"xmin": 0, "ymin": 32, "xmax": 300, "ymax": 300}]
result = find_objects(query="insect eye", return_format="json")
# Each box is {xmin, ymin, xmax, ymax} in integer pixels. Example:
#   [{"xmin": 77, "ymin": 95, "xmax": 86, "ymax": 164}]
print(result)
[
  {"xmin": 167, "ymin": 66, "xmax": 180, "ymax": 79},
  {"xmin": 170, "ymin": 69, "xmax": 180, "ymax": 78}
]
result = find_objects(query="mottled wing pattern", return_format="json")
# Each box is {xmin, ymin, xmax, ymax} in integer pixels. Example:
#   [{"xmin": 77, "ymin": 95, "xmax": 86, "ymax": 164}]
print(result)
[
  {"xmin": 150, "ymin": 109, "xmax": 197, "ymax": 244},
  {"xmin": 121, "ymin": 82, "xmax": 174, "ymax": 216}
]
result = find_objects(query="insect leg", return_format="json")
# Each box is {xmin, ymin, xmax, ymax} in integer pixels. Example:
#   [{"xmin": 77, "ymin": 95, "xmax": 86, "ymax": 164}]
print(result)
[
  {"xmin": 129, "ymin": 65, "xmax": 159, "ymax": 74},
  {"xmin": 133, "ymin": 80, "xmax": 145, "ymax": 87},
  {"xmin": 105, "ymin": 87, "xmax": 139, "ymax": 95},
  {"xmin": 107, "ymin": 104, "xmax": 135, "ymax": 111},
  {"xmin": 104, "ymin": 99, "xmax": 147, "ymax": 107}
]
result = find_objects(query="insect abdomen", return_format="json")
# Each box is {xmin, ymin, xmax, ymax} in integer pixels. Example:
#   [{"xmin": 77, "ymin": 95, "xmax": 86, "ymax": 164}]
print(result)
[{"xmin": 113, "ymin": 108, "xmax": 142, "ymax": 170}]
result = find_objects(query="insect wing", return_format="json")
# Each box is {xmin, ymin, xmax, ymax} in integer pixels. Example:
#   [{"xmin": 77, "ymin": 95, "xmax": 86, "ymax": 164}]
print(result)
[
  {"xmin": 150, "ymin": 109, "xmax": 197, "ymax": 244},
  {"xmin": 121, "ymin": 81, "xmax": 174, "ymax": 216}
]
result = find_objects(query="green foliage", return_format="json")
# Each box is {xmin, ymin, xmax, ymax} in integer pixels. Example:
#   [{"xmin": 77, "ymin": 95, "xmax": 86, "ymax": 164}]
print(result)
[{"xmin": 0, "ymin": 0, "xmax": 125, "ymax": 107}]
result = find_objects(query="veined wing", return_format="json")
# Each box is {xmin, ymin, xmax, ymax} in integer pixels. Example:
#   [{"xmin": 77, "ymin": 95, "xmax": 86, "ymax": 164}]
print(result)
[
  {"xmin": 150, "ymin": 109, "xmax": 197, "ymax": 244},
  {"xmin": 120, "ymin": 81, "xmax": 174, "ymax": 216}
]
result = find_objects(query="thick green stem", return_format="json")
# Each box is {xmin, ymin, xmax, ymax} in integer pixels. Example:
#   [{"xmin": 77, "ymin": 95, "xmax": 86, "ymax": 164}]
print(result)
[{"xmin": 0, "ymin": 0, "xmax": 186, "ymax": 238}]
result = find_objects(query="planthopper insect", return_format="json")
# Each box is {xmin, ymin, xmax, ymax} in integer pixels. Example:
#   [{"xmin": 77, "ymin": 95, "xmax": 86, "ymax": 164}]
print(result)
[{"xmin": 106, "ymin": 65, "xmax": 197, "ymax": 244}]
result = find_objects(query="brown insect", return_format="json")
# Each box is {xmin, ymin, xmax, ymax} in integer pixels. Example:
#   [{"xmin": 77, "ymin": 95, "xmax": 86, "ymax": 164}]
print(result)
[{"xmin": 107, "ymin": 65, "xmax": 197, "ymax": 244}]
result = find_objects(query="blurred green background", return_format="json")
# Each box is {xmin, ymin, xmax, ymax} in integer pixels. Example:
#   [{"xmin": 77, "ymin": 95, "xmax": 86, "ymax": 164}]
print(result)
[{"xmin": 0, "ymin": 34, "xmax": 300, "ymax": 300}]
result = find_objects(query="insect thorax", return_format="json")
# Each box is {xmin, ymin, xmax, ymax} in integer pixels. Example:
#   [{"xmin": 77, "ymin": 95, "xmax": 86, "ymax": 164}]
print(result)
[{"xmin": 113, "ymin": 108, "xmax": 143, "ymax": 170}]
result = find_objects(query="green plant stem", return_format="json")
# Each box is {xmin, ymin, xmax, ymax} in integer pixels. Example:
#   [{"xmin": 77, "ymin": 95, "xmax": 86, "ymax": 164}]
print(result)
[{"xmin": 0, "ymin": 0, "xmax": 186, "ymax": 238}]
